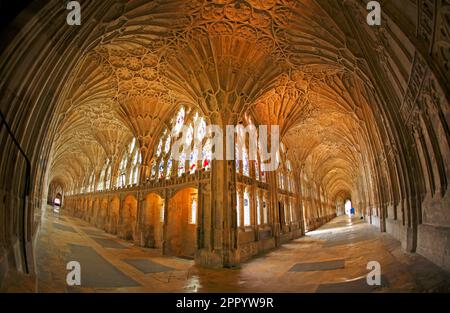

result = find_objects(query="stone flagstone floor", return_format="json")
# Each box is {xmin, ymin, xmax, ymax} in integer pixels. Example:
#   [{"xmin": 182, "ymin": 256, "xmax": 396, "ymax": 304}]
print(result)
[{"xmin": 2, "ymin": 207, "xmax": 449, "ymax": 292}]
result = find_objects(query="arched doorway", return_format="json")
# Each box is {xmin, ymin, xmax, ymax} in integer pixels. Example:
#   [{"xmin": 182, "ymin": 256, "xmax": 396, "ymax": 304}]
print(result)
[
  {"xmin": 165, "ymin": 187, "xmax": 198, "ymax": 258},
  {"xmin": 119, "ymin": 195, "xmax": 138, "ymax": 241},
  {"xmin": 142, "ymin": 193, "xmax": 164, "ymax": 248},
  {"xmin": 90, "ymin": 198, "xmax": 100, "ymax": 225},
  {"xmin": 97, "ymin": 198, "xmax": 109, "ymax": 230},
  {"xmin": 109, "ymin": 196, "xmax": 120, "ymax": 234},
  {"xmin": 53, "ymin": 192, "xmax": 62, "ymax": 213},
  {"xmin": 345, "ymin": 199, "xmax": 353, "ymax": 217}
]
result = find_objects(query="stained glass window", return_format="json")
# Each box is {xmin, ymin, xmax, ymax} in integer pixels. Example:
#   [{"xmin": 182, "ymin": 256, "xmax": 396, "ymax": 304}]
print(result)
[
  {"xmin": 133, "ymin": 150, "xmax": 139, "ymax": 165},
  {"xmin": 105, "ymin": 164, "xmax": 111, "ymax": 189},
  {"xmin": 174, "ymin": 107, "xmax": 185, "ymax": 134},
  {"xmin": 178, "ymin": 152, "xmax": 186, "ymax": 177},
  {"xmin": 166, "ymin": 158, "xmax": 173, "ymax": 179},
  {"xmin": 186, "ymin": 124, "xmax": 193, "ymax": 145},
  {"xmin": 256, "ymin": 195, "xmax": 261, "ymax": 225},
  {"xmin": 244, "ymin": 191, "xmax": 250, "ymax": 226},
  {"xmin": 98, "ymin": 162, "xmax": 107, "ymax": 191},
  {"xmin": 243, "ymin": 148, "xmax": 249, "ymax": 176},
  {"xmin": 150, "ymin": 107, "xmax": 209, "ymax": 183},
  {"xmin": 164, "ymin": 135, "xmax": 171, "ymax": 155},
  {"xmin": 236, "ymin": 194, "xmax": 241, "ymax": 227},
  {"xmin": 196, "ymin": 118, "xmax": 206, "ymax": 142},
  {"xmin": 190, "ymin": 148, "xmax": 198, "ymax": 173},
  {"xmin": 255, "ymin": 159, "xmax": 260, "ymax": 180},
  {"xmin": 202, "ymin": 139, "xmax": 211, "ymax": 170},
  {"xmin": 128, "ymin": 169, "xmax": 133, "ymax": 185},
  {"xmin": 156, "ymin": 139, "xmax": 162, "ymax": 157},
  {"xmin": 160, "ymin": 202, "xmax": 165, "ymax": 222},
  {"xmin": 190, "ymin": 196, "xmax": 197, "ymax": 224},
  {"xmin": 151, "ymin": 161, "xmax": 157, "ymax": 179},
  {"xmin": 158, "ymin": 159, "xmax": 164, "ymax": 178},
  {"xmin": 129, "ymin": 137, "xmax": 136, "ymax": 153}
]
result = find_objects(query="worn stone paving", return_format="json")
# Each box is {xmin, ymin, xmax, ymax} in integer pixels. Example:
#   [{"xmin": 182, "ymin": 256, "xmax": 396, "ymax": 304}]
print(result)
[{"xmin": 2, "ymin": 208, "xmax": 449, "ymax": 293}]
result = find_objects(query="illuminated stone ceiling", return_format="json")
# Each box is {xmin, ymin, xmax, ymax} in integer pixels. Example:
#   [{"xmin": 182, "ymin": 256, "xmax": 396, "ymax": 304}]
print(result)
[{"xmin": 48, "ymin": 0, "xmax": 393, "ymax": 201}]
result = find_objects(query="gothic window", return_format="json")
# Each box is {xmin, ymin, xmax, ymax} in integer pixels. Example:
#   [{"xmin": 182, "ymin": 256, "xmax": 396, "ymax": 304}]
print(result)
[
  {"xmin": 116, "ymin": 138, "xmax": 141, "ymax": 188},
  {"xmin": 174, "ymin": 106, "xmax": 185, "ymax": 134},
  {"xmin": 243, "ymin": 148, "xmax": 249, "ymax": 176},
  {"xmin": 178, "ymin": 152, "xmax": 186, "ymax": 176},
  {"xmin": 202, "ymin": 139, "xmax": 212, "ymax": 170},
  {"xmin": 129, "ymin": 137, "xmax": 136, "ymax": 154},
  {"xmin": 88, "ymin": 171, "xmax": 95, "ymax": 192},
  {"xmin": 158, "ymin": 159, "xmax": 164, "ymax": 178},
  {"xmin": 256, "ymin": 195, "xmax": 261, "ymax": 225},
  {"xmin": 276, "ymin": 144, "xmax": 293, "ymax": 192},
  {"xmin": 236, "ymin": 193, "xmax": 241, "ymax": 227},
  {"xmin": 186, "ymin": 124, "xmax": 193, "ymax": 146},
  {"xmin": 234, "ymin": 115, "xmax": 271, "ymax": 229},
  {"xmin": 105, "ymin": 164, "xmax": 111, "ymax": 189},
  {"xmin": 190, "ymin": 148, "xmax": 198, "ymax": 173},
  {"xmin": 196, "ymin": 117, "xmax": 206, "ymax": 142},
  {"xmin": 263, "ymin": 196, "xmax": 268, "ymax": 224},
  {"xmin": 166, "ymin": 158, "xmax": 173, "ymax": 179},
  {"xmin": 156, "ymin": 139, "xmax": 162, "ymax": 157},
  {"xmin": 150, "ymin": 107, "xmax": 209, "ymax": 181},
  {"xmin": 164, "ymin": 135, "xmax": 171, "ymax": 155},
  {"xmin": 160, "ymin": 201, "xmax": 165, "ymax": 222},
  {"xmin": 98, "ymin": 160, "xmax": 108, "ymax": 191},
  {"xmin": 151, "ymin": 162, "xmax": 157, "ymax": 179},
  {"xmin": 243, "ymin": 190, "xmax": 251, "ymax": 226},
  {"xmin": 189, "ymin": 195, "xmax": 197, "ymax": 224}
]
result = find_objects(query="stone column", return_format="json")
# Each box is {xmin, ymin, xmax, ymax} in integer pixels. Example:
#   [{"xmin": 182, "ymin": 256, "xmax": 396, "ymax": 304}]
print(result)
[{"xmin": 161, "ymin": 189, "xmax": 170, "ymax": 255}]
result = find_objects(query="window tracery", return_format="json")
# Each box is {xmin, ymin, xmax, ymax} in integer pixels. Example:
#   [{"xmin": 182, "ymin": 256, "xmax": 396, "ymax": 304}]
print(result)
[
  {"xmin": 116, "ymin": 137, "xmax": 141, "ymax": 188},
  {"xmin": 150, "ymin": 106, "xmax": 210, "ymax": 181}
]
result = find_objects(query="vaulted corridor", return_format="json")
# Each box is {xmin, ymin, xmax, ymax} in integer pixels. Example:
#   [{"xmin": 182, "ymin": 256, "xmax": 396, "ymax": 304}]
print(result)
[
  {"xmin": 2, "ymin": 210, "xmax": 448, "ymax": 293},
  {"xmin": 0, "ymin": 0, "xmax": 449, "ymax": 293}
]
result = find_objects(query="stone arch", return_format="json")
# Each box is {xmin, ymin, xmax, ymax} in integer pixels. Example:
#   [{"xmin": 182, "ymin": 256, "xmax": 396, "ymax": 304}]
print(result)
[
  {"xmin": 109, "ymin": 196, "xmax": 120, "ymax": 235},
  {"xmin": 97, "ymin": 197, "xmax": 109, "ymax": 229},
  {"xmin": 165, "ymin": 187, "xmax": 198, "ymax": 258},
  {"xmin": 141, "ymin": 193, "xmax": 165, "ymax": 248},
  {"xmin": 0, "ymin": 0, "xmax": 448, "ymax": 281},
  {"xmin": 119, "ymin": 194, "xmax": 138, "ymax": 241},
  {"xmin": 91, "ymin": 197, "xmax": 100, "ymax": 225}
]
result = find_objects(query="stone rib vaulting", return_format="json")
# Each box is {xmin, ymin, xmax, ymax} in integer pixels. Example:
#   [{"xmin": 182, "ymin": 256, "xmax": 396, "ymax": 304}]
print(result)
[{"xmin": 0, "ymin": 0, "xmax": 449, "ymax": 292}]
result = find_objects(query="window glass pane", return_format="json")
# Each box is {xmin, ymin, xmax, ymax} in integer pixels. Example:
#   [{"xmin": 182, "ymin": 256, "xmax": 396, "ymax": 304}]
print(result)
[
  {"xmin": 190, "ymin": 196, "xmax": 197, "ymax": 224},
  {"xmin": 178, "ymin": 153, "xmax": 186, "ymax": 176},
  {"xmin": 166, "ymin": 158, "xmax": 173, "ymax": 179},
  {"xmin": 244, "ymin": 191, "xmax": 250, "ymax": 226}
]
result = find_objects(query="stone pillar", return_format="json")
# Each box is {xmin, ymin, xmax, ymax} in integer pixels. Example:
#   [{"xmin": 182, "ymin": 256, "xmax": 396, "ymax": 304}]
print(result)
[
  {"xmin": 137, "ymin": 193, "xmax": 145, "ymax": 247},
  {"xmin": 162, "ymin": 189, "xmax": 170, "ymax": 255},
  {"xmin": 194, "ymin": 117, "xmax": 240, "ymax": 268}
]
